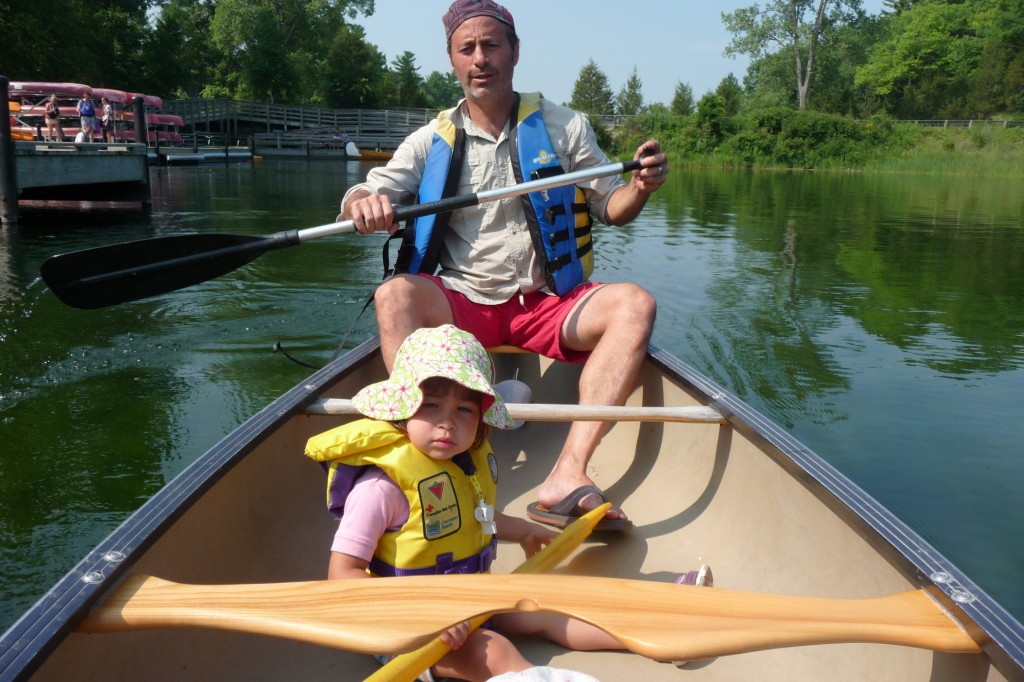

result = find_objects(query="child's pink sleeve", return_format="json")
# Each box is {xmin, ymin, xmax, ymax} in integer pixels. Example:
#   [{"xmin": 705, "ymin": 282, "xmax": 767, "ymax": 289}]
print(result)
[{"xmin": 331, "ymin": 467, "xmax": 410, "ymax": 561}]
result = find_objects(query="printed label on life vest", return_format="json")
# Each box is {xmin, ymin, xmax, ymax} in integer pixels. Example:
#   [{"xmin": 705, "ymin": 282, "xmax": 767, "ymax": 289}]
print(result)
[
  {"xmin": 533, "ymin": 149, "xmax": 557, "ymax": 166},
  {"xmin": 487, "ymin": 452, "xmax": 498, "ymax": 485},
  {"xmin": 418, "ymin": 472, "xmax": 461, "ymax": 539}
]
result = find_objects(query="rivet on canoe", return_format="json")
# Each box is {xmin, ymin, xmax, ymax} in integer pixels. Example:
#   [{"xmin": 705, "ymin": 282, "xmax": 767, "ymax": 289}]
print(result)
[
  {"xmin": 103, "ymin": 551, "xmax": 126, "ymax": 563},
  {"xmin": 950, "ymin": 588, "xmax": 977, "ymax": 604},
  {"xmin": 931, "ymin": 571, "xmax": 952, "ymax": 584},
  {"xmin": 82, "ymin": 572, "xmax": 104, "ymax": 584}
]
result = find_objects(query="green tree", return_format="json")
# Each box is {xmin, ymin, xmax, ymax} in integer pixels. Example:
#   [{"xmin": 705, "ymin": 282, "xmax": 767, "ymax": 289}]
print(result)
[
  {"xmin": 615, "ymin": 67, "xmax": 644, "ymax": 115},
  {"xmin": 423, "ymin": 71, "xmax": 463, "ymax": 109},
  {"xmin": 967, "ymin": 0, "xmax": 1024, "ymax": 116},
  {"xmin": 79, "ymin": 1, "xmax": 148, "ymax": 88},
  {"xmin": 696, "ymin": 93, "xmax": 728, "ymax": 143},
  {"xmin": 881, "ymin": 0, "xmax": 917, "ymax": 15},
  {"xmin": 389, "ymin": 51, "xmax": 427, "ymax": 107},
  {"xmin": 804, "ymin": 15, "xmax": 881, "ymax": 114},
  {"xmin": 569, "ymin": 59, "xmax": 614, "ymax": 116},
  {"xmin": 324, "ymin": 24, "xmax": 387, "ymax": 108},
  {"xmin": 743, "ymin": 11, "xmax": 881, "ymax": 115},
  {"xmin": 239, "ymin": 9, "xmax": 296, "ymax": 102},
  {"xmin": 723, "ymin": 0, "xmax": 864, "ymax": 109},
  {"xmin": 855, "ymin": 0, "xmax": 994, "ymax": 117},
  {"xmin": 142, "ymin": 0, "xmax": 218, "ymax": 98},
  {"xmin": 1, "ymin": 0, "xmax": 154, "ymax": 89},
  {"xmin": 671, "ymin": 81, "xmax": 695, "ymax": 116},
  {"xmin": 211, "ymin": 0, "xmax": 374, "ymax": 103},
  {"xmin": 716, "ymin": 74, "xmax": 743, "ymax": 116}
]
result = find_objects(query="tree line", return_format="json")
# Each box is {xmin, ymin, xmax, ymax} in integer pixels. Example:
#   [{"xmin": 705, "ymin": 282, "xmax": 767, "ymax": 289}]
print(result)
[{"xmin": 2, "ymin": 0, "xmax": 1021, "ymax": 121}]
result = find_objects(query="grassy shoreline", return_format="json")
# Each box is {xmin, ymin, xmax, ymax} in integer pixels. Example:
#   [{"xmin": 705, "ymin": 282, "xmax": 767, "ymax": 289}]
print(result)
[
  {"xmin": 860, "ymin": 126, "xmax": 1024, "ymax": 176},
  {"xmin": 612, "ymin": 110, "xmax": 1024, "ymax": 177}
]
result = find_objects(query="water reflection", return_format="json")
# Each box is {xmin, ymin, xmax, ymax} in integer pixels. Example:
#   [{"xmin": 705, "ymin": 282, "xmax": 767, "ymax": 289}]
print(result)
[{"xmin": 640, "ymin": 169, "xmax": 1024, "ymax": 383}]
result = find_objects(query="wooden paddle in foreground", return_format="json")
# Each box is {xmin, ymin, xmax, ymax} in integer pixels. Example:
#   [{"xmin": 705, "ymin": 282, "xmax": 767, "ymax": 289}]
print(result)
[
  {"xmin": 365, "ymin": 503, "xmax": 610, "ymax": 682},
  {"xmin": 81, "ymin": 574, "xmax": 980, "ymax": 662}
]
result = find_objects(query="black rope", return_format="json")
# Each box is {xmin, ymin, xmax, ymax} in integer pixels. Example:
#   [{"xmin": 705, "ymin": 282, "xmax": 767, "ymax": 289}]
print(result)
[
  {"xmin": 271, "ymin": 290, "xmax": 377, "ymax": 369},
  {"xmin": 328, "ymin": 291, "xmax": 376, "ymax": 363},
  {"xmin": 271, "ymin": 338, "xmax": 320, "ymax": 369}
]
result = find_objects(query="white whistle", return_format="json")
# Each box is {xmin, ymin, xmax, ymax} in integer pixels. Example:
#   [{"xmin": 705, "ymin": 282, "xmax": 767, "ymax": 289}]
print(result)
[{"xmin": 474, "ymin": 500, "xmax": 496, "ymax": 535}]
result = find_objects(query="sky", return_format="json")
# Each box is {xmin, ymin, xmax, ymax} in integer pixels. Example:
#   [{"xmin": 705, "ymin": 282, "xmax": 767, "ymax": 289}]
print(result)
[{"xmin": 358, "ymin": 0, "xmax": 888, "ymax": 107}]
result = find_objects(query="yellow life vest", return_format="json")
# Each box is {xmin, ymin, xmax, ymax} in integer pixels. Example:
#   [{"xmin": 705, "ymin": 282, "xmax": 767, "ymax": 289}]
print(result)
[{"xmin": 305, "ymin": 418, "xmax": 499, "ymax": 576}]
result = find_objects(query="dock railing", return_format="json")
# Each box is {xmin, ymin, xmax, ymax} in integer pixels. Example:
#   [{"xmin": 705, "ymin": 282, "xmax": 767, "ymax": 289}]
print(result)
[{"xmin": 164, "ymin": 99, "xmax": 434, "ymax": 151}]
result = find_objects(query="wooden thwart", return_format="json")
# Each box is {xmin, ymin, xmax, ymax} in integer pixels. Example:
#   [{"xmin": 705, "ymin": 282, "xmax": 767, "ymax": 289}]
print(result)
[
  {"xmin": 80, "ymin": 573, "xmax": 980, "ymax": 662},
  {"xmin": 305, "ymin": 398, "xmax": 727, "ymax": 424}
]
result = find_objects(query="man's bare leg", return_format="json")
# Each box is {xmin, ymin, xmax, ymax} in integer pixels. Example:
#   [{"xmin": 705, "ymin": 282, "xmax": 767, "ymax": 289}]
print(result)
[
  {"xmin": 373, "ymin": 274, "xmax": 454, "ymax": 371},
  {"xmin": 536, "ymin": 283, "xmax": 656, "ymax": 522}
]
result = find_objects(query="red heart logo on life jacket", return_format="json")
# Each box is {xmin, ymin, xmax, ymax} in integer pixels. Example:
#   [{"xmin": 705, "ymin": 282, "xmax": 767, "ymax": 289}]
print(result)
[{"xmin": 429, "ymin": 481, "xmax": 444, "ymax": 499}]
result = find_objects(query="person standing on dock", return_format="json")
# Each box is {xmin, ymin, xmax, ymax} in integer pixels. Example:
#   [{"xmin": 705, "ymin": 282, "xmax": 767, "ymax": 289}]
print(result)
[
  {"xmin": 77, "ymin": 93, "xmax": 96, "ymax": 143},
  {"xmin": 43, "ymin": 95, "xmax": 62, "ymax": 142},
  {"xmin": 100, "ymin": 97, "xmax": 113, "ymax": 143}
]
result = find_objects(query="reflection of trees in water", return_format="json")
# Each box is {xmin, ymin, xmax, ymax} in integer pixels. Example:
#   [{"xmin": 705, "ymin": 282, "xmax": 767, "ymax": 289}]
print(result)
[
  {"xmin": 653, "ymin": 170, "xmax": 850, "ymax": 428},
  {"xmin": 648, "ymin": 169, "xmax": 1024, "ymax": 428}
]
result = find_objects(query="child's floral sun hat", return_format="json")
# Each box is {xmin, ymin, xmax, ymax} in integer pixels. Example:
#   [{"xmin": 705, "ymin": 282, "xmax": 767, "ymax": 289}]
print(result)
[{"xmin": 353, "ymin": 325, "xmax": 514, "ymax": 430}]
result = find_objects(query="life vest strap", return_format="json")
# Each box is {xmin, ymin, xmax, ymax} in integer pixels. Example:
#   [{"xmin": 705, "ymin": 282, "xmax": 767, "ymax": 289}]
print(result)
[
  {"xmin": 369, "ymin": 538, "xmax": 497, "ymax": 576},
  {"xmin": 548, "ymin": 240, "xmax": 593, "ymax": 270},
  {"xmin": 545, "ymin": 219, "xmax": 591, "ymax": 245}
]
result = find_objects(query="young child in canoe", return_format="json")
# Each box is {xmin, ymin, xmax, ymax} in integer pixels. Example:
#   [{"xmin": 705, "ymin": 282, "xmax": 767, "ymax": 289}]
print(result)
[{"xmin": 305, "ymin": 325, "xmax": 711, "ymax": 682}]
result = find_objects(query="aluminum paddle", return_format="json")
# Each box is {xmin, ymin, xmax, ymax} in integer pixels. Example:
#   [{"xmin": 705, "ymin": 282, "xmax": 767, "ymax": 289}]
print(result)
[{"xmin": 40, "ymin": 159, "xmax": 642, "ymax": 309}]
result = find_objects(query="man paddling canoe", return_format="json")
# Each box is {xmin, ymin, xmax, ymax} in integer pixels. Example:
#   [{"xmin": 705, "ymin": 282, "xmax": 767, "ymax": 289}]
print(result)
[{"xmin": 339, "ymin": 0, "xmax": 670, "ymax": 530}]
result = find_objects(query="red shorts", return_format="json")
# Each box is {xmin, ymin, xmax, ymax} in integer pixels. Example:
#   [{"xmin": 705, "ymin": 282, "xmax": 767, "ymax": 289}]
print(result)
[{"xmin": 419, "ymin": 274, "xmax": 604, "ymax": 364}]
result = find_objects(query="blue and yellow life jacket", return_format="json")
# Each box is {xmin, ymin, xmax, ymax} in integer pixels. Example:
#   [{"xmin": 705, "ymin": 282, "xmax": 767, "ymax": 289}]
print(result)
[
  {"xmin": 393, "ymin": 92, "xmax": 594, "ymax": 296},
  {"xmin": 305, "ymin": 418, "xmax": 498, "ymax": 577}
]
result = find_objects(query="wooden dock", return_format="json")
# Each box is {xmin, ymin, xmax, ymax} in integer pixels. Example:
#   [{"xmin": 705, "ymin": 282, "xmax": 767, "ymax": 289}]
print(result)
[
  {"xmin": 0, "ymin": 140, "xmax": 150, "ymax": 225},
  {"xmin": 15, "ymin": 141, "xmax": 149, "ymax": 199},
  {"xmin": 164, "ymin": 98, "xmax": 433, "ymax": 152},
  {"xmin": 2, "ymin": 76, "xmax": 151, "ymax": 226}
]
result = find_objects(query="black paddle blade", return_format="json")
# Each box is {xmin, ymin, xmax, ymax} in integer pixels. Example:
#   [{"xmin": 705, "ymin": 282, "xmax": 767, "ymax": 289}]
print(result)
[{"xmin": 40, "ymin": 232, "xmax": 296, "ymax": 309}]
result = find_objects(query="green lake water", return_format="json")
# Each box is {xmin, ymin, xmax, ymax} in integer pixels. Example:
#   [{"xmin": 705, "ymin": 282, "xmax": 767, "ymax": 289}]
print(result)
[{"xmin": 1, "ymin": 160, "xmax": 1022, "ymax": 632}]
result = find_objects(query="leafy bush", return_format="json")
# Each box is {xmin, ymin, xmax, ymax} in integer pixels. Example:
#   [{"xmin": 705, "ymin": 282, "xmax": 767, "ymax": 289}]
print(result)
[
  {"xmin": 695, "ymin": 94, "xmax": 728, "ymax": 142},
  {"xmin": 771, "ymin": 110, "xmax": 865, "ymax": 168},
  {"xmin": 970, "ymin": 126, "xmax": 991, "ymax": 149},
  {"xmin": 718, "ymin": 129, "xmax": 776, "ymax": 166},
  {"xmin": 585, "ymin": 114, "xmax": 616, "ymax": 153},
  {"xmin": 749, "ymin": 108, "xmax": 788, "ymax": 136},
  {"xmin": 614, "ymin": 107, "xmax": 691, "ymax": 155}
]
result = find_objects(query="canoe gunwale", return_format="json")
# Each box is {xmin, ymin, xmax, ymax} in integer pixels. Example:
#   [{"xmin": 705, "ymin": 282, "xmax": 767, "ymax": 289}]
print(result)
[
  {"xmin": 0, "ymin": 339, "xmax": 380, "ymax": 681},
  {"xmin": 646, "ymin": 344, "xmax": 1024, "ymax": 678}
]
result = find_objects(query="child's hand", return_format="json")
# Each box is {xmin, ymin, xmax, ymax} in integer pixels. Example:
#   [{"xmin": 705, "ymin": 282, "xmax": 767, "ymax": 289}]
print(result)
[
  {"xmin": 519, "ymin": 523, "xmax": 558, "ymax": 558},
  {"xmin": 438, "ymin": 618, "xmax": 474, "ymax": 649},
  {"xmin": 495, "ymin": 512, "xmax": 559, "ymax": 557}
]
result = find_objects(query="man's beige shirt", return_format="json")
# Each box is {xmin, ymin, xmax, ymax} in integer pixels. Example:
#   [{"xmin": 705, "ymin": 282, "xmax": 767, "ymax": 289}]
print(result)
[{"xmin": 342, "ymin": 97, "xmax": 625, "ymax": 305}]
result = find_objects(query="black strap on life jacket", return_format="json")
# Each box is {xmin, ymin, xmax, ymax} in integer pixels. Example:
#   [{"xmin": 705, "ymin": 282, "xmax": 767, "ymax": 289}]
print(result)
[{"xmin": 383, "ymin": 127, "xmax": 467, "ymax": 279}]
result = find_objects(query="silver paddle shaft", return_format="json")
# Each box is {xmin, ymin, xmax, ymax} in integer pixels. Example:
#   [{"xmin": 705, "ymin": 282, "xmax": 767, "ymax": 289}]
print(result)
[{"xmin": 295, "ymin": 159, "xmax": 642, "ymax": 243}]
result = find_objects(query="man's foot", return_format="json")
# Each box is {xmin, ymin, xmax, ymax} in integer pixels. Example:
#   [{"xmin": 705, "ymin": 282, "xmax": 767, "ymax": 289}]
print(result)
[{"xmin": 527, "ymin": 485, "xmax": 633, "ymax": 532}]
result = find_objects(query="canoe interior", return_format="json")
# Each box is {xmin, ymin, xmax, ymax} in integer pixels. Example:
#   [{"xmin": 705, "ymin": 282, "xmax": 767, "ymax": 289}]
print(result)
[{"xmin": 11, "ymin": 343, "xmax": 1018, "ymax": 682}]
